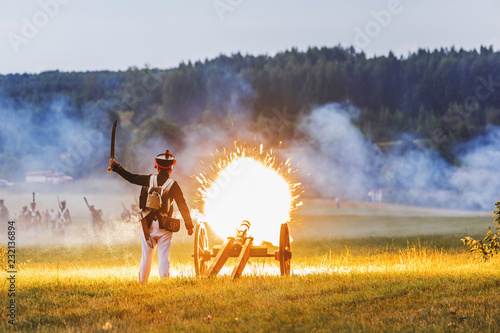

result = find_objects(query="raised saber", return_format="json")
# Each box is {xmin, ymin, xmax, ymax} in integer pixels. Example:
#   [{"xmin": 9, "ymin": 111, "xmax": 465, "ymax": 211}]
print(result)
[
  {"xmin": 107, "ymin": 120, "xmax": 118, "ymax": 173},
  {"xmin": 84, "ymin": 197, "xmax": 90, "ymax": 209}
]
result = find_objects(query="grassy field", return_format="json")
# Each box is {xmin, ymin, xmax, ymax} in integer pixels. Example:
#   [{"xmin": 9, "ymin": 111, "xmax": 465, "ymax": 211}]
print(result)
[{"xmin": 1, "ymin": 199, "xmax": 500, "ymax": 332}]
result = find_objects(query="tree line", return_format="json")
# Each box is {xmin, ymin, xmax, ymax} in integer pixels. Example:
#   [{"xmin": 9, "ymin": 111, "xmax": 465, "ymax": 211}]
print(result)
[{"xmin": 1, "ymin": 45, "xmax": 499, "ymax": 179}]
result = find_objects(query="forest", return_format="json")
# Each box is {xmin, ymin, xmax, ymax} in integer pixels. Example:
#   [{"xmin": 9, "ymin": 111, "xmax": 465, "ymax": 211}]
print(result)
[{"xmin": 1, "ymin": 45, "xmax": 500, "ymax": 182}]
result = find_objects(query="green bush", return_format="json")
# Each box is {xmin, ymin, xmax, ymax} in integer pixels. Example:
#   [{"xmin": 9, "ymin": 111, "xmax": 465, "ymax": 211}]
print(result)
[{"xmin": 462, "ymin": 201, "xmax": 500, "ymax": 260}]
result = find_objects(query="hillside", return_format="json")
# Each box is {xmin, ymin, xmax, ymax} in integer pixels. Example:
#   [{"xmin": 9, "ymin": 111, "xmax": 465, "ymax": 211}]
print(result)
[{"xmin": 1, "ymin": 45, "xmax": 500, "ymax": 209}]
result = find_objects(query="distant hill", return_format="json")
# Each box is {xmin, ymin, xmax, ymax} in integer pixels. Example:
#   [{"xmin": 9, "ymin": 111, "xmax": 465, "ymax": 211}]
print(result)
[{"xmin": 1, "ymin": 45, "xmax": 500, "ymax": 180}]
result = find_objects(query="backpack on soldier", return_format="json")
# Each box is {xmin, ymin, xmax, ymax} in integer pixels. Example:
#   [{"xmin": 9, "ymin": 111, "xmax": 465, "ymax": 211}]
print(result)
[
  {"xmin": 141, "ymin": 175, "xmax": 180, "ymax": 232},
  {"xmin": 145, "ymin": 175, "xmax": 174, "ymax": 210}
]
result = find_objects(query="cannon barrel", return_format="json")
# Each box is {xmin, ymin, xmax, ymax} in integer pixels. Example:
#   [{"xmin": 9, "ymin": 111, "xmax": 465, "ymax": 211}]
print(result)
[{"xmin": 232, "ymin": 220, "xmax": 251, "ymax": 252}]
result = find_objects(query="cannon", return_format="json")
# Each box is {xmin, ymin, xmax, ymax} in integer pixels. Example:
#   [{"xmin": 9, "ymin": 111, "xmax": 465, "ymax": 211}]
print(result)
[{"xmin": 193, "ymin": 220, "xmax": 292, "ymax": 279}]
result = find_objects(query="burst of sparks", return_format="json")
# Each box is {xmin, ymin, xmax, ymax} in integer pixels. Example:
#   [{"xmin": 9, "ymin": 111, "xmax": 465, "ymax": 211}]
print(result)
[{"xmin": 195, "ymin": 142, "xmax": 303, "ymax": 244}]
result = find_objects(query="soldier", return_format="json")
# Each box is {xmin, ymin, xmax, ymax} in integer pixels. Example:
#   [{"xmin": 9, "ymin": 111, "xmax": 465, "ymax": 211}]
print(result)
[
  {"xmin": 19, "ymin": 206, "xmax": 29, "ymax": 231},
  {"xmin": 0, "ymin": 199, "xmax": 9, "ymax": 240},
  {"xmin": 109, "ymin": 149, "xmax": 194, "ymax": 283},
  {"xmin": 43, "ymin": 209, "xmax": 50, "ymax": 230},
  {"xmin": 28, "ymin": 202, "xmax": 42, "ymax": 231},
  {"xmin": 89, "ymin": 205, "xmax": 104, "ymax": 237},
  {"xmin": 0, "ymin": 199, "xmax": 9, "ymax": 220},
  {"xmin": 57, "ymin": 200, "xmax": 72, "ymax": 236},
  {"xmin": 49, "ymin": 209, "xmax": 58, "ymax": 234},
  {"xmin": 121, "ymin": 204, "xmax": 132, "ymax": 222},
  {"xmin": 131, "ymin": 204, "xmax": 139, "ymax": 216}
]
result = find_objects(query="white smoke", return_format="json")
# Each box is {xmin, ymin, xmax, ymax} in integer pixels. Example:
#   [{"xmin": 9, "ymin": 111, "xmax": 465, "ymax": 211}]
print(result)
[
  {"xmin": 293, "ymin": 103, "xmax": 500, "ymax": 211},
  {"xmin": 450, "ymin": 125, "xmax": 500, "ymax": 210},
  {"xmin": 292, "ymin": 103, "xmax": 381, "ymax": 200},
  {"xmin": 0, "ymin": 92, "xmax": 112, "ymax": 181}
]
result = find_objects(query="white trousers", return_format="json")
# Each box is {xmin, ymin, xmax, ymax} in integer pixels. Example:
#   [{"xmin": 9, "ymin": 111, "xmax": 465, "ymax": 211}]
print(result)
[{"xmin": 139, "ymin": 219, "xmax": 173, "ymax": 283}]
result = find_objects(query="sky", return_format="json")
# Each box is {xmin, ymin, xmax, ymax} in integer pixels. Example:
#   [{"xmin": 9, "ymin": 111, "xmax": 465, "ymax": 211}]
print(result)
[{"xmin": 1, "ymin": 0, "xmax": 499, "ymax": 74}]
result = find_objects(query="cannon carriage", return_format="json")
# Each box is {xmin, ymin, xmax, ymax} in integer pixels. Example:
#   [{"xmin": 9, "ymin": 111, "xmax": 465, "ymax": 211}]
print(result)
[{"xmin": 193, "ymin": 220, "xmax": 292, "ymax": 279}]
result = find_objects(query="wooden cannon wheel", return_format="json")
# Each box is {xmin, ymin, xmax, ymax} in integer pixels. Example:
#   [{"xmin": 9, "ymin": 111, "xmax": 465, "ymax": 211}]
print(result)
[
  {"xmin": 194, "ymin": 222, "xmax": 210, "ymax": 276},
  {"xmin": 279, "ymin": 223, "xmax": 292, "ymax": 276}
]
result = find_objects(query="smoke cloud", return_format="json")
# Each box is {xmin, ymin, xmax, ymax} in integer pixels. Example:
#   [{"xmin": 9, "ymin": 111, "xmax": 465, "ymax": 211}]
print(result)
[
  {"xmin": 0, "ymin": 91, "xmax": 112, "ymax": 182},
  {"xmin": 293, "ymin": 103, "xmax": 381, "ymax": 199},
  {"xmin": 293, "ymin": 103, "xmax": 500, "ymax": 211},
  {"xmin": 3, "ymin": 76, "xmax": 500, "ymax": 249}
]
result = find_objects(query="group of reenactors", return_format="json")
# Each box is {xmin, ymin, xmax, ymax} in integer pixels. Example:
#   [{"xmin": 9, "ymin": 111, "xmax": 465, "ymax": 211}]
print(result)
[
  {"xmin": 0, "ymin": 195, "xmax": 141, "ymax": 240},
  {"xmin": 1, "ymin": 197, "xmax": 73, "ymax": 236}
]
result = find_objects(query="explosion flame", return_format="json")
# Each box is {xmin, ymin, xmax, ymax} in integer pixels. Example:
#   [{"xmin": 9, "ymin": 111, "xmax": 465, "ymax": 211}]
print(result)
[{"xmin": 196, "ymin": 142, "xmax": 302, "ymax": 245}]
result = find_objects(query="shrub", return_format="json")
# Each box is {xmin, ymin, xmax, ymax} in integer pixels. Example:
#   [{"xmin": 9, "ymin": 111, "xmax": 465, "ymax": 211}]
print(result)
[{"xmin": 462, "ymin": 201, "xmax": 500, "ymax": 260}]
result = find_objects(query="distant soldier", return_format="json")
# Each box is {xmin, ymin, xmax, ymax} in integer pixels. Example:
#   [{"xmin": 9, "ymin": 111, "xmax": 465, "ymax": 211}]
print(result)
[
  {"xmin": 43, "ymin": 209, "xmax": 50, "ymax": 230},
  {"xmin": 131, "ymin": 204, "xmax": 139, "ymax": 216},
  {"xmin": 121, "ymin": 203, "xmax": 132, "ymax": 221},
  {"xmin": 89, "ymin": 205, "xmax": 104, "ymax": 237},
  {"xmin": 84, "ymin": 197, "xmax": 105, "ymax": 238},
  {"xmin": 0, "ymin": 199, "xmax": 9, "ymax": 239},
  {"xmin": 49, "ymin": 209, "xmax": 58, "ymax": 234},
  {"xmin": 57, "ymin": 200, "xmax": 72, "ymax": 236},
  {"xmin": 0, "ymin": 199, "xmax": 9, "ymax": 221},
  {"xmin": 19, "ymin": 206, "xmax": 29, "ymax": 231},
  {"xmin": 28, "ymin": 202, "xmax": 42, "ymax": 230}
]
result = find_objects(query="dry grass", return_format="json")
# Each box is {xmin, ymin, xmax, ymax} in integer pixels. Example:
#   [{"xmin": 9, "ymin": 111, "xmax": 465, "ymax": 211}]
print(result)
[
  {"xmin": 1, "ymin": 200, "xmax": 499, "ymax": 332},
  {"xmin": 1, "ymin": 234, "xmax": 499, "ymax": 332}
]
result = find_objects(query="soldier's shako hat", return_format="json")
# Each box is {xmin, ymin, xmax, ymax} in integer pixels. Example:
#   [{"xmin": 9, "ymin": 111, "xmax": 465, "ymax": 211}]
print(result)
[{"xmin": 155, "ymin": 150, "xmax": 176, "ymax": 169}]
